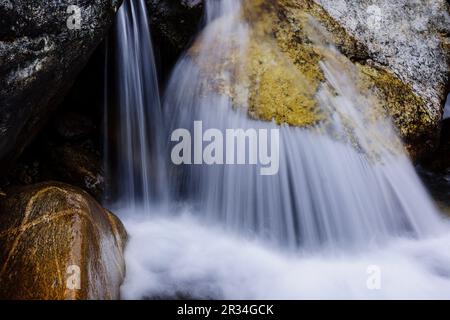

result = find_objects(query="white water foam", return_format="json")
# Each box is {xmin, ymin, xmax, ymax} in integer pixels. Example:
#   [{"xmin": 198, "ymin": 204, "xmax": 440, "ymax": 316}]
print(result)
[{"xmin": 120, "ymin": 211, "xmax": 450, "ymax": 300}]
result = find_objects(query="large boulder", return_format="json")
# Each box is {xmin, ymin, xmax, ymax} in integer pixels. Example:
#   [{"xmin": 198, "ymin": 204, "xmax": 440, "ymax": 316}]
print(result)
[
  {"xmin": 0, "ymin": 0, "xmax": 122, "ymax": 169},
  {"xmin": 0, "ymin": 182, "xmax": 127, "ymax": 300},
  {"xmin": 188, "ymin": 0, "xmax": 450, "ymax": 160},
  {"xmin": 46, "ymin": 108, "xmax": 104, "ymax": 201}
]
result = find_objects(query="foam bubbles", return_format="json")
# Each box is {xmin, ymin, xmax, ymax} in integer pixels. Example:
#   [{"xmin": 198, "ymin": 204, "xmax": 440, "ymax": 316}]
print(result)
[{"xmin": 120, "ymin": 212, "xmax": 450, "ymax": 300}]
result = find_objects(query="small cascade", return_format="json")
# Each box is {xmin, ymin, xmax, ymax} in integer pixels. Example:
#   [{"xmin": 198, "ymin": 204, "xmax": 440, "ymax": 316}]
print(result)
[
  {"xmin": 105, "ymin": 0, "xmax": 167, "ymax": 211},
  {"xmin": 107, "ymin": 0, "xmax": 450, "ymax": 299},
  {"xmin": 163, "ymin": 0, "xmax": 444, "ymax": 249}
]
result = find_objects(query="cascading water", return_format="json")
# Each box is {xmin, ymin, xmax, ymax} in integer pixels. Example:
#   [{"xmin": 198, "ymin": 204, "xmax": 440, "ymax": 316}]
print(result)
[
  {"xmin": 162, "ymin": 0, "xmax": 445, "ymax": 249},
  {"xmin": 110, "ymin": 0, "xmax": 450, "ymax": 299},
  {"xmin": 104, "ymin": 0, "xmax": 167, "ymax": 211}
]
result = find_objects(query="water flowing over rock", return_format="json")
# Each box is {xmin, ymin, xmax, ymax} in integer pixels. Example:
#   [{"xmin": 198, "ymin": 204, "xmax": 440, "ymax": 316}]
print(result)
[
  {"xmin": 315, "ymin": 0, "xmax": 450, "ymax": 159},
  {"xmin": 163, "ymin": 0, "xmax": 445, "ymax": 250},
  {"xmin": 0, "ymin": 182, "xmax": 126, "ymax": 300},
  {"xmin": 185, "ymin": 0, "xmax": 450, "ymax": 159},
  {"xmin": 0, "ymin": 0, "xmax": 122, "ymax": 168}
]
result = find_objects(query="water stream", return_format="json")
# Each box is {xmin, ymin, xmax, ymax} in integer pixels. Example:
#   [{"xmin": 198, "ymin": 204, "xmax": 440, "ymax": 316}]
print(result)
[
  {"xmin": 108, "ymin": 0, "xmax": 450, "ymax": 299},
  {"xmin": 105, "ymin": 0, "xmax": 167, "ymax": 212}
]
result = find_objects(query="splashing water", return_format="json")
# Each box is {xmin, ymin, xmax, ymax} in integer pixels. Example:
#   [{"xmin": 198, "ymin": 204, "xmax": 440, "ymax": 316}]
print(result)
[{"xmin": 110, "ymin": 0, "xmax": 450, "ymax": 299}]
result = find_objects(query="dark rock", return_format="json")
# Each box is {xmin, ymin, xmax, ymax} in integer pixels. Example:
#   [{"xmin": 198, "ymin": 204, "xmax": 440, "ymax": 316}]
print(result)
[
  {"xmin": 0, "ymin": 181, "xmax": 127, "ymax": 300},
  {"xmin": 421, "ymin": 118, "xmax": 450, "ymax": 171},
  {"xmin": 48, "ymin": 143, "xmax": 104, "ymax": 200},
  {"xmin": 418, "ymin": 114, "xmax": 450, "ymax": 214},
  {"xmin": 146, "ymin": 0, "xmax": 204, "ymax": 76},
  {"xmin": 0, "ymin": 108, "xmax": 104, "ymax": 202},
  {"xmin": 0, "ymin": 0, "xmax": 122, "ymax": 171},
  {"xmin": 53, "ymin": 111, "xmax": 96, "ymax": 141}
]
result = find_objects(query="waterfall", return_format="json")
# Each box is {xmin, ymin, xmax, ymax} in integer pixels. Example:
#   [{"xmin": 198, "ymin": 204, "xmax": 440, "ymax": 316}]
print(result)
[
  {"xmin": 162, "ymin": 0, "xmax": 444, "ymax": 249},
  {"xmin": 105, "ymin": 0, "xmax": 167, "ymax": 211},
  {"xmin": 110, "ymin": 0, "xmax": 450, "ymax": 299}
]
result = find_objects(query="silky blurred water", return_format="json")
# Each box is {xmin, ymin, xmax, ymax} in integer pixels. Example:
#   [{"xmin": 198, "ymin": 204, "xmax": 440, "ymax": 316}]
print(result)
[
  {"xmin": 105, "ymin": 0, "xmax": 168, "ymax": 211},
  {"xmin": 161, "ymin": 0, "xmax": 446, "ymax": 249},
  {"xmin": 112, "ymin": 0, "xmax": 450, "ymax": 299}
]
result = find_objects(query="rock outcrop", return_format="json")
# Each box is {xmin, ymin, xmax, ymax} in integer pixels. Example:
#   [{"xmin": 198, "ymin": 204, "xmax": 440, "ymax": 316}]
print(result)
[
  {"xmin": 315, "ymin": 0, "xmax": 450, "ymax": 159},
  {"xmin": 0, "ymin": 0, "xmax": 121, "ymax": 169},
  {"xmin": 145, "ymin": 0, "xmax": 204, "ymax": 74},
  {"xmin": 0, "ymin": 182, "xmax": 126, "ymax": 300},
  {"xmin": 188, "ymin": 0, "xmax": 450, "ymax": 159}
]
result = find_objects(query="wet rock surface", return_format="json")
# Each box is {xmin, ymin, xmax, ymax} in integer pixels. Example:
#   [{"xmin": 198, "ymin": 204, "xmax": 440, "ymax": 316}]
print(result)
[
  {"xmin": 48, "ymin": 142, "xmax": 104, "ymax": 201},
  {"xmin": 0, "ymin": 182, "xmax": 126, "ymax": 300},
  {"xmin": 188, "ymin": 0, "xmax": 450, "ymax": 160},
  {"xmin": 315, "ymin": 0, "xmax": 450, "ymax": 159}
]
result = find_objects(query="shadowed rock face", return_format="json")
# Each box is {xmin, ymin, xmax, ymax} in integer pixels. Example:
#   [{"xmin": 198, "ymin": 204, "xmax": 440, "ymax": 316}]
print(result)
[
  {"xmin": 146, "ymin": 0, "xmax": 203, "ymax": 52},
  {"xmin": 48, "ymin": 143, "xmax": 104, "ymax": 201},
  {"xmin": 145, "ymin": 0, "xmax": 204, "ymax": 75},
  {"xmin": 0, "ymin": 182, "xmax": 127, "ymax": 300},
  {"xmin": 0, "ymin": 0, "xmax": 122, "ymax": 170},
  {"xmin": 421, "ymin": 118, "xmax": 450, "ymax": 172}
]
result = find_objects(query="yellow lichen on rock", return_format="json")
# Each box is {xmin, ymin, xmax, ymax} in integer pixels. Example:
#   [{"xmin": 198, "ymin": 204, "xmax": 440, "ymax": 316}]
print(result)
[
  {"xmin": 187, "ymin": 0, "xmax": 327, "ymax": 126},
  {"xmin": 254, "ymin": 0, "xmax": 435, "ymax": 158},
  {"xmin": 357, "ymin": 64, "xmax": 428, "ymax": 133},
  {"xmin": 242, "ymin": 0, "xmax": 325, "ymax": 126},
  {"xmin": 245, "ymin": 38, "xmax": 323, "ymax": 126}
]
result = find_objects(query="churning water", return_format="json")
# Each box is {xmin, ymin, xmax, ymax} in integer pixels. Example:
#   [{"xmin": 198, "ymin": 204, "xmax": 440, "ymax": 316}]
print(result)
[
  {"xmin": 121, "ymin": 214, "xmax": 450, "ymax": 299},
  {"xmin": 110, "ymin": 0, "xmax": 450, "ymax": 299}
]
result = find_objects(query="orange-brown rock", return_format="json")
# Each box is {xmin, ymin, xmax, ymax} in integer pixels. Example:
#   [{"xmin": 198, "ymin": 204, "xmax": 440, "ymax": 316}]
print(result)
[{"xmin": 0, "ymin": 182, "xmax": 127, "ymax": 300}]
